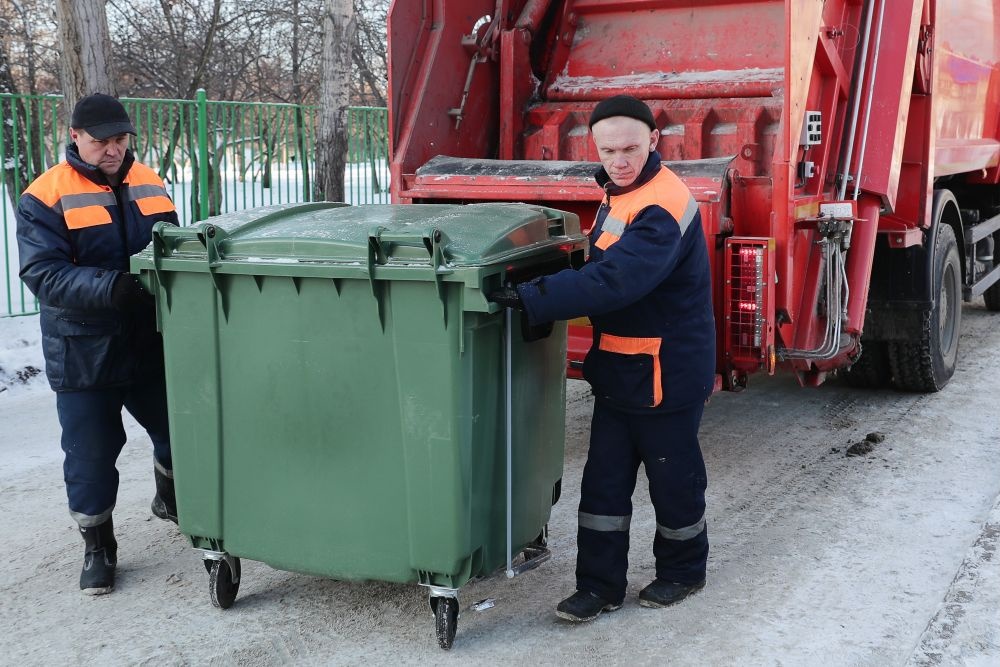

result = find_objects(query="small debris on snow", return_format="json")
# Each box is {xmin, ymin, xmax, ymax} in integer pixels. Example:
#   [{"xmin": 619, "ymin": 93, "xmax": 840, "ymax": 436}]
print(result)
[
  {"xmin": 843, "ymin": 432, "xmax": 887, "ymax": 457},
  {"xmin": 846, "ymin": 440, "xmax": 875, "ymax": 457},
  {"xmin": 470, "ymin": 598, "xmax": 497, "ymax": 612},
  {"xmin": 15, "ymin": 366, "xmax": 41, "ymax": 383}
]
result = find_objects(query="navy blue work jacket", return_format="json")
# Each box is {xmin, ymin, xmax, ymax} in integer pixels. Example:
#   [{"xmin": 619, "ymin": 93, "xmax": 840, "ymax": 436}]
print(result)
[
  {"xmin": 518, "ymin": 151, "xmax": 716, "ymax": 412},
  {"xmin": 16, "ymin": 145, "xmax": 178, "ymax": 391}
]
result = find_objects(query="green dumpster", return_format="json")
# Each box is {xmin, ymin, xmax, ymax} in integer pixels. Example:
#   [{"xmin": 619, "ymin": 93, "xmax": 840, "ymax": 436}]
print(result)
[{"xmin": 132, "ymin": 202, "xmax": 586, "ymax": 648}]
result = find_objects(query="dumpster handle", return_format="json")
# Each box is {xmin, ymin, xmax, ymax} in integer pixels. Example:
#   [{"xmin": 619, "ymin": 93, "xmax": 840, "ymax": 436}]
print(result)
[
  {"xmin": 505, "ymin": 302, "xmax": 515, "ymax": 579},
  {"xmin": 542, "ymin": 209, "xmax": 566, "ymax": 237},
  {"xmin": 151, "ymin": 221, "xmax": 225, "ymax": 268},
  {"xmin": 151, "ymin": 221, "xmax": 192, "ymax": 258},
  {"xmin": 365, "ymin": 227, "xmax": 388, "ymax": 331},
  {"xmin": 149, "ymin": 221, "xmax": 219, "ymax": 311},
  {"xmin": 200, "ymin": 225, "xmax": 224, "ymax": 269},
  {"xmin": 367, "ymin": 227, "xmax": 451, "ymax": 271},
  {"xmin": 367, "ymin": 226, "xmax": 452, "ymax": 327},
  {"xmin": 149, "ymin": 222, "xmax": 173, "ymax": 311}
]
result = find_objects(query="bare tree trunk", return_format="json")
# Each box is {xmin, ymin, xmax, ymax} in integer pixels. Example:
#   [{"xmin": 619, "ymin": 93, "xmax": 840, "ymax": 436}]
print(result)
[
  {"xmin": 315, "ymin": 0, "xmax": 355, "ymax": 202},
  {"xmin": 55, "ymin": 0, "xmax": 116, "ymax": 109}
]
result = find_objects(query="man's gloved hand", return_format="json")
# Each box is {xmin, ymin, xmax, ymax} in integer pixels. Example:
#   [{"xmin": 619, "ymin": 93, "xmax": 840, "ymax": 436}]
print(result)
[
  {"xmin": 111, "ymin": 273, "xmax": 155, "ymax": 312},
  {"xmin": 487, "ymin": 285, "xmax": 524, "ymax": 310}
]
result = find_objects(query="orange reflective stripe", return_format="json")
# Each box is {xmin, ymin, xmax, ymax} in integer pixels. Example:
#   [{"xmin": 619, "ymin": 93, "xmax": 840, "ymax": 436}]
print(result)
[
  {"xmin": 599, "ymin": 333, "xmax": 660, "ymax": 355},
  {"xmin": 24, "ymin": 159, "xmax": 175, "ymax": 232},
  {"xmin": 125, "ymin": 163, "xmax": 176, "ymax": 216},
  {"xmin": 606, "ymin": 166, "xmax": 694, "ymax": 233},
  {"xmin": 598, "ymin": 334, "xmax": 663, "ymax": 407},
  {"xmin": 24, "ymin": 163, "xmax": 107, "ymax": 208},
  {"xmin": 123, "ymin": 162, "xmax": 169, "ymax": 187},
  {"xmin": 655, "ymin": 170, "xmax": 692, "ymax": 223},
  {"xmin": 135, "ymin": 195, "xmax": 175, "ymax": 216},
  {"xmin": 594, "ymin": 231, "xmax": 619, "ymax": 250},
  {"xmin": 65, "ymin": 205, "xmax": 112, "ymax": 230}
]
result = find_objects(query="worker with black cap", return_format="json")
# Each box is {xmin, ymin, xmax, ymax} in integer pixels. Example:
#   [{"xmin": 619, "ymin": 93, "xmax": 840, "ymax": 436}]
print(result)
[
  {"xmin": 488, "ymin": 94, "xmax": 716, "ymax": 622},
  {"xmin": 16, "ymin": 93, "xmax": 180, "ymax": 595}
]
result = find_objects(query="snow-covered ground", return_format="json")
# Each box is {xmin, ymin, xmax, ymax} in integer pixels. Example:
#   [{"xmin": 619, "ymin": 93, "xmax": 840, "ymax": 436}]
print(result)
[{"xmin": 1, "ymin": 305, "xmax": 999, "ymax": 665}]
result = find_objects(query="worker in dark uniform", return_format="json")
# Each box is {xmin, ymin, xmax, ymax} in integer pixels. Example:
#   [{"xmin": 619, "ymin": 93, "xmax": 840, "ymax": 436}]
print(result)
[
  {"xmin": 16, "ymin": 93, "xmax": 179, "ymax": 595},
  {"xmin": 489, "ymin": 95, "xmax": 716, "ymax": 622}
]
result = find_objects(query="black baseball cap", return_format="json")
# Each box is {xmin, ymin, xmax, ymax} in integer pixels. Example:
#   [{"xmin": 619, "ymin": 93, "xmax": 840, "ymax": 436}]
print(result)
[
  {"xmin": 588, "ymin": 95, "xmax": 657, "ymax": 130},
  {"xmin": 70, "ymin": 93, "xmax": 137, "ymax": 140}
]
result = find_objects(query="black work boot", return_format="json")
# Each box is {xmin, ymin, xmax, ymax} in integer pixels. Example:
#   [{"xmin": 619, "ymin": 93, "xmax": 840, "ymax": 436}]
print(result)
[
  {"xmin": 638, "ymin": 579, "xmax": 705, "ymax": 608},
  {"xmin": 80, "ymin": 518, "xmax": 117, "ymax": 595},
  {"xmin": 555, "ymin": 590, "xmax": 623, "ymax": 623},
  {"xmin": 151, "ymin": 466, "xmax": 178, "ymax": 524}
]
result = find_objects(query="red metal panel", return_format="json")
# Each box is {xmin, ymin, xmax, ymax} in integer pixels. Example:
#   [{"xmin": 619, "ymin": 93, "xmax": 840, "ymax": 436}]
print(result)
[
  {"xmin": 844, "ymin": 194, "xmax": 886, "ymax": 336},
  {"xmin": 544, "ymin": 1, "xmax": 785, "ymax": 101},
  {"xmin": 388, "ymin": 1, "xmax": 501, "ymax": 203},
  {"xmin": 855, "ymin": 0, "xmax": 923, "ymax": 209},
  {"xmin": 786, "ymin": 0, "xmax": 826, "ymax": 173},
  {"xmin": 933, "ymin": 0, "xmax": 1000, "ymax": 163},
  {"xmin": 499, "ymin": 29, "xmax": 534, "ymax": 159}
]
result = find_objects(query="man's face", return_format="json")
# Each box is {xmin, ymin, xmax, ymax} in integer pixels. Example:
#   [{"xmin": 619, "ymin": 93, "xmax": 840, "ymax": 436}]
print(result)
[
  {"xmin": 591, "ymin": 117, "xmax": 659, "ymax": 187},
  {"xmin": 70, "ymin": 128, "xmax": 130, "ymax": 177}
]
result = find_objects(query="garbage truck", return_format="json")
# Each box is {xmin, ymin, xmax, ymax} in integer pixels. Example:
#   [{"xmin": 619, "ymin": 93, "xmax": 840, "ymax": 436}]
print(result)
[{"xmin": 387, "ymin": 0, "xmax": 1000, "ymax": 392}]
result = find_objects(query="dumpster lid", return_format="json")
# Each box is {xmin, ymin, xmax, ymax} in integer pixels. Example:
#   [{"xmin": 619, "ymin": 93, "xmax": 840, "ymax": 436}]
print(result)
[{"xmin": 196, "ymin": 203, "xmax": 582, "ymax": 266}]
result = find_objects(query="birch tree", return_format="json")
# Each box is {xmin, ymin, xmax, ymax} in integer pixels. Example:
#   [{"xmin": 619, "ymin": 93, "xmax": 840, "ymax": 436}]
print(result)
[
  {"xmin": 55, "ymin": 0, "xmax": 116, "ymax": 108},
  {"xmin": 315, "ymin": 0, "xmax": 355, "ymax": 202}
]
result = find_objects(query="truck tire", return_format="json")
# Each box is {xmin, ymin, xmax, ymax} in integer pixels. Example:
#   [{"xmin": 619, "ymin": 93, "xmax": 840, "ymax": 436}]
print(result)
[
  {"xmin": 843, "ymin": 340, "xmax": 891, "ymax": 388},
  {"xmin": 888, "ymin": 224, "xmax": 961, "ymax": 392},
  {"xmin": 985, "ymin": 281, "xmax": 1000, "ymax": 310}
]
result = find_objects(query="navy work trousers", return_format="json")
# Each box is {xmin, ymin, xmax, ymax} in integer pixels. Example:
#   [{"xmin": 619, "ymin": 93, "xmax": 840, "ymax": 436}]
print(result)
[
  {"xmin": 576, "ymin": 400, "xmax": 708, "ymax": 604},
  {"xmin": 56, "ymin": 377, "xmax": 171, "ymax": 527}
]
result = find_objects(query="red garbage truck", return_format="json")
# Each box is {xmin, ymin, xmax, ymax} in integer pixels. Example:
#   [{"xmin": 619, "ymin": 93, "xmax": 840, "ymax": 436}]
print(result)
[{"xmin": 388, "ymin": 0, "xmax": 1000, "ymax": 392}]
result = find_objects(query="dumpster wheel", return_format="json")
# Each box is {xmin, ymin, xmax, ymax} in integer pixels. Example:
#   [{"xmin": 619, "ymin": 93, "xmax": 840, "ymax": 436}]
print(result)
[
  {"xmin": 209, "ymin": 557, "xmax": 241, "ymax": 609},
  {"xmin": 431, "ymin": 596, "xmax": 459, "ymax": 650}
]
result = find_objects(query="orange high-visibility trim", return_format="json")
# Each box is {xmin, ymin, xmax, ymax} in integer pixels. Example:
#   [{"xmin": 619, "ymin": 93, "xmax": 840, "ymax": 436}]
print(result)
[
  {"xmin": 598, "ymin": 333, "xmax": 663, "ymax": 407},
  {"xmin": 23, "ymin": 163, "xmax": 107, "ymax": 208},
  {"xmin": 65, "ymin": 206, "xmax": 112, "ymax": 229},
  {"xmin": 609, "ymin": 166, "xmax": 691, "ymax": 223},
  {"xmin": 23, "ymin": 160, "xmax": 175, "ymax": 227},
  {"xmin": 123, "ymin": 163, "xmax": 169, "ymax": 187},
  {"xmin": 594, "ymin": 231, "xmax": 619, "ymax": 250},
  {"xmin": 125, "ymin": 163, "xmax": 176, "ymax": 215},
  {"xmin": 135, "ymin": 195, "xmax": 175, "ymax": 216},
  {"xmin": 596, "ymin": 166, "xmax": 694, "ymax": 252}
]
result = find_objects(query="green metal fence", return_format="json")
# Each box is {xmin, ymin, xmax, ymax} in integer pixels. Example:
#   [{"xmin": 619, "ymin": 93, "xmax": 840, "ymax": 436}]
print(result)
[{"xmin": 1, "ymin": 92, "xmax": 389, "ymax": 316}]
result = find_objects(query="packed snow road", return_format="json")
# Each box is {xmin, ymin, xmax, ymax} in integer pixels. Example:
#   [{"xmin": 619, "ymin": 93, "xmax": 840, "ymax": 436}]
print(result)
[{"xmin": 1, "ymin": 303, "xmax": 998, "ymax": 665}]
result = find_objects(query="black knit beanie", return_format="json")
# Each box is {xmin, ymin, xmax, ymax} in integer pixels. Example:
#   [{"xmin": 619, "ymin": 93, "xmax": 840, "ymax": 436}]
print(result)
[
  {"xmin": 70, "ymin": 93, "xmax": 136, "ymax": 140},
  {"xmin": 588, "ymin": 95, "xmax": 656, "ymax": 130}
]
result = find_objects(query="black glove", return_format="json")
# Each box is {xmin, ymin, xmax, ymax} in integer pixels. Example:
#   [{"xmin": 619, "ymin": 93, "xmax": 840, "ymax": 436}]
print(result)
[
  {"xmin": 111, "ymin": 273, "xmax": 154, "ymax": 312},
  {"xmin": 487, "ymin": 285, "xmax": 524, "ymax": 310}
]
